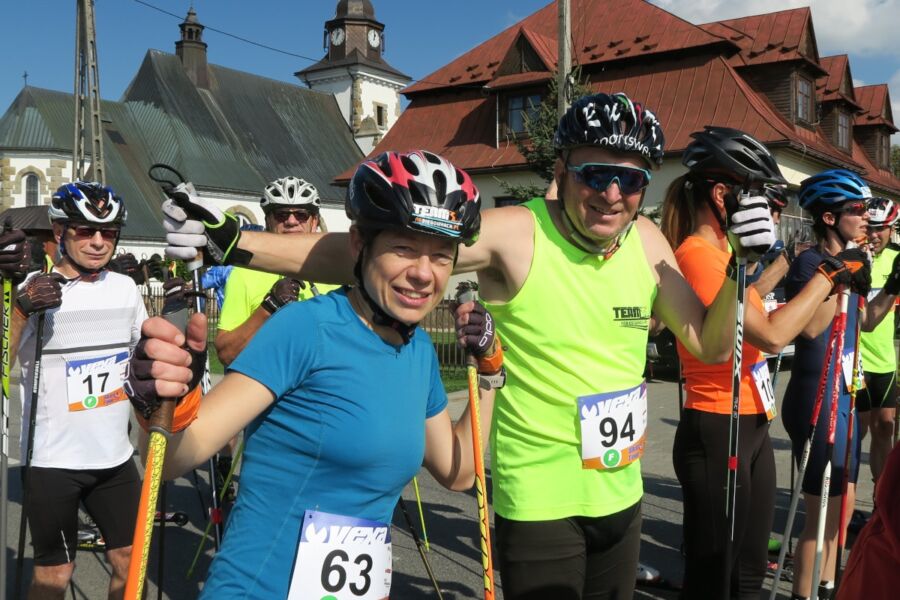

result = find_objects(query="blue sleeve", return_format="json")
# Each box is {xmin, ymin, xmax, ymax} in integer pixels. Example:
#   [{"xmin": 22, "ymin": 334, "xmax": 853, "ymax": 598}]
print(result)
[
  {"xmin": 423, "ymin": 336, "xmax": 448, "ymax": 418},
  {"xmin": 228, "ymin": 302, "xmax": 317, "ymax": 399},
  {"xmin": 785, "ymin": 250, "xmax": 821, "ymax": 301}
]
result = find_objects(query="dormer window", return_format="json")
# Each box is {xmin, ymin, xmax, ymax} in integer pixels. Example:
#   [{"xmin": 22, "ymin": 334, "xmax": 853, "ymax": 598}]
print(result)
[
  {"xmin": 878, "ymin": 131, "xmax": 891, "ymax": 169},
  {"xmin": 507, "ymin": 93, "xmax": 541, "ymax": 135},
  {"xmin": 796, "ymin": 76, "xmax": 813, "ymax": 124},
  {"xmin": 836, "ymin": 111, "xmax": 850, "ymax": 150}
]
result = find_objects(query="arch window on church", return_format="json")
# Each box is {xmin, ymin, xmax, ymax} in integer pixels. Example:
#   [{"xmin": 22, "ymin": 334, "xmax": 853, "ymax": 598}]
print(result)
[{"xmin": 25, "ymin": 173, "xmax": 40, "ymax": 206}]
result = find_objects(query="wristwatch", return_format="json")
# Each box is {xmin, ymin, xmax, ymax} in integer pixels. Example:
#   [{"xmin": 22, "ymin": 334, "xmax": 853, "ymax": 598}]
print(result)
[{"xmin": 479, "ymin": 367, "xmax": 506, "ymax": 390}]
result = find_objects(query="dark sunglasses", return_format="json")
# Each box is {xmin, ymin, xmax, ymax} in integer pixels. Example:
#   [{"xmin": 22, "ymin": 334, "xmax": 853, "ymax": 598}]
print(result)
[
  {"xmin": 566, "ymin": 162, "xmax": 652, "ymax": 195},
  {"xmin": 71, "ymin": 225, "xmax": 119, "ymax": 240},
  {"xmin": 271, "ymin": 209, "xmax": 316, "ymax": 223},
  {"xmin": 834, "ymin": 201, "xmax": 869, "ymax": 216}
]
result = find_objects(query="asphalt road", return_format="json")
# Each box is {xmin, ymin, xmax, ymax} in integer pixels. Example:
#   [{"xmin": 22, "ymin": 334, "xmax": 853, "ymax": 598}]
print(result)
[{"xmin": 1, "ymin": 367, "xmax": 876, "ymax": 599}]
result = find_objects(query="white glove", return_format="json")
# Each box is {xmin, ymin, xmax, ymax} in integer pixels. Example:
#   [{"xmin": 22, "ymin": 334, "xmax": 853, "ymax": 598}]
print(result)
[
  {"xmin": 728, "ymin": 194, "xmax": 775, "ymax": 263},
  {"xmin": 161, "ymin": 182, "xmax": 247, "ymax": 265}
]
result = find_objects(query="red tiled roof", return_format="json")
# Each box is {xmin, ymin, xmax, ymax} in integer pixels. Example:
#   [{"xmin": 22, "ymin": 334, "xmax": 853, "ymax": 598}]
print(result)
[
  {"xmin": 484, "ymin": 71, "xmax": 552, "ymax": 91},
  {"xmin": 701, "ymin": 7, "xmax": 826, "ymax": 75},
  {"xmin": 404, "ymin": 0, "xmax": 729, "ymax": 95},
  {"xmin": 854, "ymin": 85, "xmax": 898, "ymax": 131},
  {"xmin": 816, "ymin": 55, "xmax": 861, "ymax": 110},
  {"xmin": 337, "ymin": 53, "xmax": 862, "ymax": 182}
]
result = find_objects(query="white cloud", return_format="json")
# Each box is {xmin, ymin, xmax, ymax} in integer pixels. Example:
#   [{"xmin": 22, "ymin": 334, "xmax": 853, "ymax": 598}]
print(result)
[
  {"xmin": 651, "ymin": 0, "xmax": 900, "ymax": 58},
  {"xmin": 853, "ymin": 78, "xmax": 867, "ymax": 88}
]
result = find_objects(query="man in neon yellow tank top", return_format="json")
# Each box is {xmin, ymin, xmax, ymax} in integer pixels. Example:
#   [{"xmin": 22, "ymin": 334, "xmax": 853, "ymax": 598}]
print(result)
[
  {"xmin": 213, "ymin": 176, "xmax": 335, "ymax": 497},
  {"xmin": 859, "ymin": 198, "xmax": 900, "ymax": 489},
  {"xmin": 159, "ymin": 93, "xmax": 777, "ymax": 599}
]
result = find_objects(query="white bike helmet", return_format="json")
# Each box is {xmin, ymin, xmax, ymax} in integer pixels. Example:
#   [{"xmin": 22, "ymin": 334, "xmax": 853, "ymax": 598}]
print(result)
[{"xmin": 260, "ymin": 177, "xmax": 320, "ymax": 213}]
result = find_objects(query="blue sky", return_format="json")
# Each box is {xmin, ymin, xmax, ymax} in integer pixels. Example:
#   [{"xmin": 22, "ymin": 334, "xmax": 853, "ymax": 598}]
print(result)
[{"xmin": 3, "ymin": 1, "xmax": 899, "ymax": 141}]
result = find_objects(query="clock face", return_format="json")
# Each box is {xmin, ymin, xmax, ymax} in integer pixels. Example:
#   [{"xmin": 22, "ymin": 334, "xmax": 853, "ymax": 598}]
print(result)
[
  {"xmin": 367, "ymin": 29, "xmax": 381, "ymax": 48},
  {"xmin": 330, "ymin": 28, "xmax": 345, "ymax": 46}
]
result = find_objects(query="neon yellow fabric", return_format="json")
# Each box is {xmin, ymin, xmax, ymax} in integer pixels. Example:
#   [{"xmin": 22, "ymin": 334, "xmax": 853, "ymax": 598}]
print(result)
[
  {"xmin": 860, "ymin": 247, "xmax": 898, "ymax": 374},
  {"xmin": 485, "ymin": 198, "xmax": 657, "ymax": 521},
  {"xmin": 217, "ymin": 267, "xmax": 337, "ymax": 332}
]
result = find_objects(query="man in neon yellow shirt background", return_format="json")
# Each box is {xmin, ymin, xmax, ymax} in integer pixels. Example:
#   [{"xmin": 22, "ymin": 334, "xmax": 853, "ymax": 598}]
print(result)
[
  {"xmin": 213, "ymin": 176, "xmax": 336, "ymax": 499},
  {"xmin": 858, "ymin": 197, "xmax": 900, "ymax": 495}
]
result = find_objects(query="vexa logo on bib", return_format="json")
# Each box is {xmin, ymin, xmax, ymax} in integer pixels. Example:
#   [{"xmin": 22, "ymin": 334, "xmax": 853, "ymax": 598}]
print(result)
[
  {"xmin": 612, "ymin": 306, "xmax": 650, "ymax": 330},
  {"xmin": 301, "ymin": 514, "xmax": 391, "ymax": 546}
]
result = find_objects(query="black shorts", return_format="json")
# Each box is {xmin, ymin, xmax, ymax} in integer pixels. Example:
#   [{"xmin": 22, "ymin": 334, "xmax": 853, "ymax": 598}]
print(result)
[
  {"xmin": 856, "ymin": 371, "xmax": 898, "ymax": 412},
  {"xmin": 25, "ymin": 458, "xmax": 141, "ymax": 566},
  {"xmin": 494, "ymin": 501, "xmax": 641, "ymax": 599}
]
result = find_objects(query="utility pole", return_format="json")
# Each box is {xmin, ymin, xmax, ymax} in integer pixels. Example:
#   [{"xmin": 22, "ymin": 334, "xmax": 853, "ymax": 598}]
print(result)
[
  {"xmin": 73, "ymin": 0, "xmax": 105, "ymax": 184},
  {"xmin": 557, "ymin": 0, "xmax": 571, "ymax": 118}
]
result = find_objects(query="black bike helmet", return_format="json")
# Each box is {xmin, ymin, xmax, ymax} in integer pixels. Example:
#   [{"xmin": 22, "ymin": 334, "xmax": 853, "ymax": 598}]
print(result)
[
  {"xmin": 347, "ymin": 150, "xmax": 481, "ymax": 246},
  {"xmin": 553, "ymin": 92, "xmax": 665, "ymax": 168},
  {"xmin": 682, "ymin": 126, "xmax": 787, "ymax": 187}
]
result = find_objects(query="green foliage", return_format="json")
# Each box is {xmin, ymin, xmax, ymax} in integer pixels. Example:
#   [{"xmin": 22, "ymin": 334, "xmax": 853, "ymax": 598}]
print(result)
[
  {"xmin": 499, "ymin": 67, "xmax": 593, "ymax": 202},
  {"xmin": 892, "ymin": 144, "xmax": 900, "ymax": 179}
]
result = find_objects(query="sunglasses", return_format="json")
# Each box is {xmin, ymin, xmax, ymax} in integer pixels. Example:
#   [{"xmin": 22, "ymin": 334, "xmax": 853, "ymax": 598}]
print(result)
[
  {"xmin": 834, "ymin": 201, "xmax": 869, "ymax": 216},
  {"xmin": 271, "ymin": 209, "xmax": 316, "ymax": 223},
  {"xmin": 566, "ymin": 162, "xmax": 652, "ymax": 195},
  {"xmin": 70, "ymin": 225, "xmax": 119, "ymax": 240}
]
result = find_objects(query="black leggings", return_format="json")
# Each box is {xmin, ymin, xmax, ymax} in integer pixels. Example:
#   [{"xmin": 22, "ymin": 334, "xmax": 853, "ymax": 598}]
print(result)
[
  {"xmin": 494, "ymin": 501, "xmax": 641, "ymax": 600},
  {"xmin": 673, "ymin": 410, "xmax": 775, "ymax": 600}
]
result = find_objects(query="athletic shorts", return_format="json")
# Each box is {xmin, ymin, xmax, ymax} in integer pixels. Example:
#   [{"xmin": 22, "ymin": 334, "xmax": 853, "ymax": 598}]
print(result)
[
  {"xmin": 856, "ymin": 371, "xmax": 898, "ymax": 412},
  {"xmin": 494, "ymin": 501, "xmax": 641, "ymax": 599},
  {"xmin": 24, "ymin": 458, "xmax": 140, "ymax": 566}
]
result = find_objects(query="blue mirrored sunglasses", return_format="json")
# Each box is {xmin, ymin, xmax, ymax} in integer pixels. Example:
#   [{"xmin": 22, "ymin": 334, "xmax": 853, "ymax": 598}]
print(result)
[{"xmin": 566, "ymin": 162, "xmax": 652, "ymax": 195}]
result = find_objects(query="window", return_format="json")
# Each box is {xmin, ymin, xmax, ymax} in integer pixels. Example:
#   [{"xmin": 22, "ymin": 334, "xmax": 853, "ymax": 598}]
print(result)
[
  {"xmin": 25, "ymin": 174, "xmax": 39, "ymax": 206},
  {"xmin": 836, "ymin": 111, "xmax": 850, "ymax": 149},
  {"xmin": 507, "ymin": 94, "xmax": 541, "ymax": 135},
  {"xmin": 881, "ymin": 132, "xmax": 891, "ymax": 169},
  {"xmin": 796, "ymin": 77, "xmax": 813, "ymax": 123},
  {"xmin": 374, "ymin": 103, "xmax": 388, "ymax": 130}
]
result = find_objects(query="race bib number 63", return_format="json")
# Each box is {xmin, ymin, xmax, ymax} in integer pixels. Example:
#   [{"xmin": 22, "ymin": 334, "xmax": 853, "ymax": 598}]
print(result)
[
  {"xmin": 287, "ymin": 510, "xmax": 391, "ymax": 600},
  {"xmin": 579, "ymin": 382, "xmax": 648, "ymax": 470}
]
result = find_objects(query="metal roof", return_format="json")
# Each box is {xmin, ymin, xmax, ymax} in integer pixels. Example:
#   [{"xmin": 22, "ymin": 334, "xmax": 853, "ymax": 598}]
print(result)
[{"xmin": 0, "ymin": 206, "xmax": 52, "ymax": 232}]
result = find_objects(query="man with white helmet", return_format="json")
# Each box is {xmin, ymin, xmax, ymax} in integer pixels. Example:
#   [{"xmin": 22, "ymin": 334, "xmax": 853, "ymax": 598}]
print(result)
[
  {"xmin": 212, "ymin": 177, "xmax": 334, "ymax": 498},
  {"xmin": 858, "ymin": 197, "xmax": 900, "ymax": 490},
  {"xmin": 8, "ymin": 181, "xmax": 147, "ymax": 599}
]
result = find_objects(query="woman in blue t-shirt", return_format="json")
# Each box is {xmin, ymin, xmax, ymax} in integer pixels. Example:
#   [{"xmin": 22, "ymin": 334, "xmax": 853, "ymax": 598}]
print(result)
[{"xmin": 125, "ymin": 151, "xmax": 504, "ymax": 599}]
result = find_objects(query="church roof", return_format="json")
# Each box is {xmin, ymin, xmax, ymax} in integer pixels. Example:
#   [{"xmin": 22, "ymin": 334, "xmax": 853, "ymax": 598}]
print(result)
[{"xmin": 296, "ymin": 48, "xmax": 410, "ymax": 82}]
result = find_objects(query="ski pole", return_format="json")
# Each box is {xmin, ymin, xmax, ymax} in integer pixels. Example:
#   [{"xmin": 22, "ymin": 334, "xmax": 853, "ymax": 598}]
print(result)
[
  {"xmin": 187, "ymin": 438, "xmax": 245, "ymax": 578},
  {"xmin": 397, "ymin": 496, "xmax": 443, "ymax": 598},
  {"xmin": 768, "ymin": 290, "xmax": 845, "ymax": 598},
  {"xmin": 157, "ymin": 482, "xmax": 167, "ymax": 600},
  {"xmin": 455, "ymin": 281, "xmax": 495, "ymax": 600},
  {"xmin": 722, "ymin": 252, "xmax": 747, "ymax": 599},
  {"xmin": 14, "ymin": 312, "xmax": 46, "ymax": 600},
  {"xmin": 413, "ymin": 476, "xmax": 430, "ymax": 552},
  {"xmin": 834, "ymin": 295, "xmax": 863, "ymax": 591},
  {"xmin": 0, "ymin": 218, "xmax": 13, "ymax": 600},
  {"xmin": 126, "ymin": 166, "xmax": 204, "ymax": 600},
  {"xmin": 810, "ymin": 284, "xmax": 852, "ymax": 598}
]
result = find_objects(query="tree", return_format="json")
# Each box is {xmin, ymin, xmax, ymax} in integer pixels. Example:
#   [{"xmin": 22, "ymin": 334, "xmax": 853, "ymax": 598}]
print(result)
[
  {"xmin": 892, "ymin": 144, "xmax": 900, "ymax": 179},
  {"xmin": 499, "ymin": 67, "xmax": 593, "ymax": 202}
]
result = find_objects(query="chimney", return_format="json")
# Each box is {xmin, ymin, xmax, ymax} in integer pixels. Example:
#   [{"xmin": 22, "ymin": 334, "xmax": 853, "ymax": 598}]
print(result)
[{"xmin": 175, "ymin": 7, "xmax": 209, "ymax": 88}]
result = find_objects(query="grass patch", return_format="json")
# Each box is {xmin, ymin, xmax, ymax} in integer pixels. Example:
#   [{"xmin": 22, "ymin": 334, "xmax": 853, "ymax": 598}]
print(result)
[
  {"xmin": 208, "ymin": 344, "xmax": 224, "ymax": 375},
  {"xmin": 441, "ymin": 370, "xmax": 468, "ymax": 394}
]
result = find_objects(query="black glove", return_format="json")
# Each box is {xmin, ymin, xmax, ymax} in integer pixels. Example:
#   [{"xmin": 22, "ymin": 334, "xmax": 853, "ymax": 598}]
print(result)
[
  {"xmin": 162, "ymin": 277, "xmax": 189, "ymax": 310},
  {"xmin": 162, "ymin": 182, "xmax": 250, "ymax": 266},
  {"xmin": 885, "ymin": 252, "xmax": 900, "ymax": 296},
  {"xmin": 17, "ymin": 273, "xmax": 66, "ymax": 316},
  {"xmin": 0, "ymin": 228, "xmax": 31, "ymax": 284},
  {"xmin": 108, "ymin": 253, "xmax": 145, "ymax": 285},
  {"xmin": 817, "ymin": 248, "xmax": 870, "ymax": 294},
  {"xmin": 261, "ymin": 278, "xmax": 304, "ymax": 314},
  {"xmin": 125, "ymin": 334, "xmax": 206, "ymax": 420},
  {"xmin": 455, "ymin": 300, "xmax": 496, "ymax": 358},
  {"xmin": 758, "ymin": 240, "xmax": 786, "ymax": 266}
]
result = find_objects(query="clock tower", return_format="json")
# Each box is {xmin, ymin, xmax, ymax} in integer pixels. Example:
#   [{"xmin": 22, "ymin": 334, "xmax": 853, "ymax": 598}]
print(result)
[{"xmin": 296, "ymin": 1, "xmax": 411, "ymax": 154}]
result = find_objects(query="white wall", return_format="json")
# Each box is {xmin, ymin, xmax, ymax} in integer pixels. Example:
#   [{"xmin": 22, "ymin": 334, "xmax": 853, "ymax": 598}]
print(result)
[{"xmin": 304, "ymin": 76, "xmax": 353, "ymax": 125}]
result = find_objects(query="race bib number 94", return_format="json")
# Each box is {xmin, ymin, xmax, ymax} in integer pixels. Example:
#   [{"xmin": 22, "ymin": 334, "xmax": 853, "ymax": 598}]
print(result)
[
  {"xmin": 66, "ymin": 352, "xmax": 128, "ymax": 412},
  {"xmin": 579, "ymin": 382, "xmax": 648, "ymax": 470},
  {"xmin": 287, "ymin": 510, "xmax": 391, "ymax": 600}
]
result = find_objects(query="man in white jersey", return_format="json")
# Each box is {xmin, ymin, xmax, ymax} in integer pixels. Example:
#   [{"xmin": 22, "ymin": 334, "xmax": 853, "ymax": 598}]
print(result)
[{"xmin": 9, "ymin": 181, "xmax": 146, "ymax": 600}]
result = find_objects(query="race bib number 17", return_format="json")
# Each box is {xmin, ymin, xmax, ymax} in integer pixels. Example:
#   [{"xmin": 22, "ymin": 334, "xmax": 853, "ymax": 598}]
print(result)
[
  {"xmin": 579, "ymin": 382, "xmax": 648, "ymax": 470},
  {"xmin": 287, "ymin": 510, "xmax": 391, "ymax": 600},
  {"xmin": 66, "ymin": 352, "xmax": 128, "ymax": 412}
]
